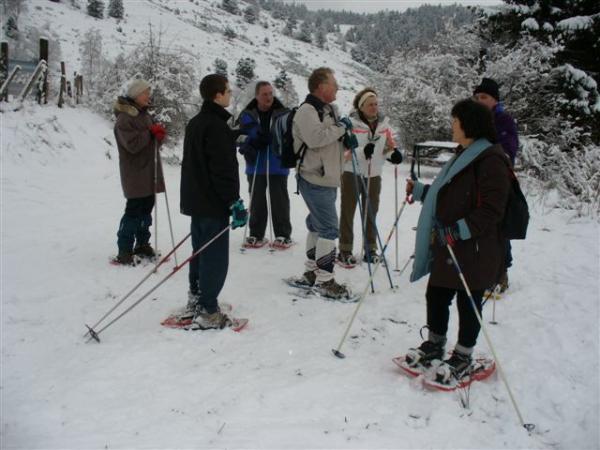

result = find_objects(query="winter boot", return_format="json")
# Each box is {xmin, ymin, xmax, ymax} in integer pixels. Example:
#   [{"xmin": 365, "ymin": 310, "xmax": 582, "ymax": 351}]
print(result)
[
  {"xmin": 314, "ymin": 278, "xmax": 351, "ymax": 300},
  {"xmin": 337, "ymin": 251, "xmax": 357, "ymax": 266},
  {"xmin": 296, "ymin": 270, "xmax": 317, "ymax": 288},
  {"xmin": 134, "ymin": 243, "xmax": 156, "ymax": 259},
  {"xmin": 363, "ymin": 251, "xmax": 380, "ymax": 264},
  {"xmin": 435, "ymin": 350, "xmax": 473, "ymax": 384},
  {"xmin": 115, "ymin": 251, "xmax": 135, "ymax": 266},
  {"xmin": 405, "ymin": 340, "xmax": 445, "ymax": 368},
  {"xmin": 244, "ymin": 236, "xmax": 268, "ymax": 248},
  {"xmin": 272, "ymin": 236, "xmax": 293, "ymax": 249},
  {"xmin": 190, "ymin": 310, "xmax": 232, "ymax": 330}
]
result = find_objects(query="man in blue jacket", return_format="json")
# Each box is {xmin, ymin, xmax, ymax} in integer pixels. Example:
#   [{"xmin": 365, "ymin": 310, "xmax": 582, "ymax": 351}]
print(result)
[
  {"xmin": 237, "ymin": 81, "xmax": 292, "ymax": 249},
  {"xmin": 474, "ymin": 78, "xmax": 519, "ymax": 292}
]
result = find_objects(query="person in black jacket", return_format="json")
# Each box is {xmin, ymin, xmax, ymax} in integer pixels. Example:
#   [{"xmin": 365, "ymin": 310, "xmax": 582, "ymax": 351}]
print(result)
[{"xmin": 180, "ymin": 74, "xmax": 248, "ymax": 330}]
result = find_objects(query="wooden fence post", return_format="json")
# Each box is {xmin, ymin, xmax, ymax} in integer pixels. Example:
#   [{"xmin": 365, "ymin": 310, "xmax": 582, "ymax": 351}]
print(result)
[
  {"xmin": 1, "ymin": 42, "xmax": 8, "ymax": 101},
  {"xmin": 39, "ymin": 38, "xmax": 48, "ymax": 104},
  {"xmin": 58, "ymin": 61, "xmax": 66, "ymax": 108}
]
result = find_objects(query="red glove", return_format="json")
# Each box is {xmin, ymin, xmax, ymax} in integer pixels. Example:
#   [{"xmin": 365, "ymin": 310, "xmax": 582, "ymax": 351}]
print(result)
[{"xmin": 150, "ymin": 123, "xmax": 166, "ymax": 142}]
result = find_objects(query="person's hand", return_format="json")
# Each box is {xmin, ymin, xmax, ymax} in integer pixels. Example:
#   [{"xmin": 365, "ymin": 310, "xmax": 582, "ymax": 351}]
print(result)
[
  {"xmin": 387, "ymin": 148, "xmax": 403, "ymax": 165},
  {"xmin": 343, "ymin": 149, "xmax": 352, "ymax": 161},
  {"xmin": 343, "ymin": 132, "xmax": 358, "ymax": 150},
  {"xmin": 436, "ymin": 223, "xmax": 460, "ymax": 247},
  {"xmin": 406, "ymin": 178, "xmax": 415, "ymax": 195},
  {"xmin": 253, "ymin": 130, "xmax": 271, "ymax": 149},
  {"xmin": 230, "ymin": 199, "xmax": 248, "ymax": 229},
  {"xmin": 149, "ymin": 123, "xmax": 167, "ymax": 142},
  {"xmin": 338, "ymin": 117, "xmax": 353, "ymax": 131},
  {"xmin": 363, "ymin": 143, "xmax": 375, "ymax": 160},
  {"xmin": 240, "ymin": 145, "xmax": 258, "ymax": 164}
]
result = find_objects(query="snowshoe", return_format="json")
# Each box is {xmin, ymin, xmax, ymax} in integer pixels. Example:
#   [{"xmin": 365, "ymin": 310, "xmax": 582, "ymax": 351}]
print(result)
[
  {"xmin": 242, "ymin": 236, "xmax": 269, "ymax": 249},
  {"xmin": 424, "ymin": 354, "xmax": 496, "ymax": 392},
  {"xmin": 393, "ymin": 340, "xmax": 445, "ymax": 377},
  {"xmin": 336, "ymin": 251, "xmax": 357, "ymax": 269},
  {"xmin": 110, "ymin": 251, "xmax": 137, "ymax": 266},
  {"xmin": 270, "ymin": 237, "xmax": 294, "ymax": 250}
]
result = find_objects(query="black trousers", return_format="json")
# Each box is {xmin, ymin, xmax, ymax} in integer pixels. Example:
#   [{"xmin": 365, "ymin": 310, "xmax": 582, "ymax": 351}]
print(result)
[
  {"xmin": 426, "ymin": 284, "xmax": 484, "ymax": 349},
  {"xmin": 247, "ymin": 174, "xmax": 292, "ymax": 240},
  {"xmin": 117, "ymin": 195, "xmax": 155, "ymax": 252}
]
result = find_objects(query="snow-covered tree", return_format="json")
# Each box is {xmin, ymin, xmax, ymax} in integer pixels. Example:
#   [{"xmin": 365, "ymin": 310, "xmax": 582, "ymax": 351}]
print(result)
[
  {"xmin": 79, "ymin": 28, "xmax": 105, "ymax": 91},
  {"xmin": 273, "ymin": 69, "xmax": 298, "ymax": 107},
  {"xmin": 107, "ymin": 0, "xmax": 124, "ymax": 19},
  {"xmin": 244, "ymin": 5, "xmax": 259, "ymax": 24},
  {"xmin": 224, "ymin": 26, "xmax": 236, "ymax": 40},
  {"xmin": 315, "ymin": 26, "xmax": 327, "ymax": 49},
  {"xmin": 5, "ymin": 16, "xmax": 18, "ymax": 38},
  {"xmin": 282, "ymin": 17, "xmax": 295, "ymax": 36},
  {"xmin": 87, "ymin": 0, "xmax": 105, "ymax": 19},
  {"xmin": 235, "ymin": 57, "xmax": 256, "ymax": 89},
  {"xmin": 221, "ymin": 0, "xmax": 239, "ymax": 15},
  {"xmin": 213, "ymin": 58, "xmax": 228, "ymax": 76},
  {"xmin": 297, "ymin": 19, "xmax": 313, "ymax": 43}
]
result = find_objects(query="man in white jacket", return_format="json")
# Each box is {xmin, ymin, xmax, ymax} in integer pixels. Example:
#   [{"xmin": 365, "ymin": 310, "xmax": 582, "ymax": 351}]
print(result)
[{"xmin": 291, "ymin": 67, "xmax": 353, "ymax": 299}]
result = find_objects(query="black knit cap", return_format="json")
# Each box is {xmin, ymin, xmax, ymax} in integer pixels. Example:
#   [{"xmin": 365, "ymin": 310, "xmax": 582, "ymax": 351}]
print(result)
[{"xmin": 473, "ymin": 78, "xmax": 500, "ymax": 101}]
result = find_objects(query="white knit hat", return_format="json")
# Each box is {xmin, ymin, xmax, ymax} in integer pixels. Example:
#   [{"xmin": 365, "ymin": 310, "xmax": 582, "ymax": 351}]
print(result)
[{"xmin": 126, "ymin": 79, "xmax": 151, "ymax": 99}]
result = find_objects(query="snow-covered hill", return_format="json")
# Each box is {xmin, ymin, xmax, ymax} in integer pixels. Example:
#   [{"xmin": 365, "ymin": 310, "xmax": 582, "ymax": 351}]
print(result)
[
  {"xmin": 12, "ymin": 0, "xmax": 372, "ymax": 113},
  {"xmin": 2, "ymin": 100, "xmax": 599, "ymax": 448}
]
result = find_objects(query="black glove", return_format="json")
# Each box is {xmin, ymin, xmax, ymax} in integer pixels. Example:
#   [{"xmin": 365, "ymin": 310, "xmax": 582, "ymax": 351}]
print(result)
[
  {"xmin": 363, "ymin": 143, "xmax": 375, "ymax": 160},
  {"xmin": 253, "ymin": 130, "xmax": 271, "ymax": 149},
  {"xmin": 240, "ymin": 144, "xmax": 258, "ymax": 164},
  {"xmin": 387, "ymin": 148, "xmax": 403, "ymax": 165}
]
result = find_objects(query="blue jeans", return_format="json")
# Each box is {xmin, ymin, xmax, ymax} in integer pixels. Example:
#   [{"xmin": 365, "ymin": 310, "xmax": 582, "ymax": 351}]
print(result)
[
  {"xmin": 117, "ymin": 195, "xmax": 154, "ymax": 253},
  {"xmin": 298, "ymin": 176, "xmax": 338, "ymax": 240},
  {"xmin": 188, "ymin": 215, "xmax": 229, "ymax": 314}
]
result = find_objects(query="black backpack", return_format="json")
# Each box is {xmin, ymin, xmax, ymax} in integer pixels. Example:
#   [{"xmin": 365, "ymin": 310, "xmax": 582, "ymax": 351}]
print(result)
[
  {"xmin": 272, "ymin": 102, "xmax": 324, "ymax": 169},
  {"xmin": 501, "ymin": 168, "xmax": 529, "ymax": 240}
]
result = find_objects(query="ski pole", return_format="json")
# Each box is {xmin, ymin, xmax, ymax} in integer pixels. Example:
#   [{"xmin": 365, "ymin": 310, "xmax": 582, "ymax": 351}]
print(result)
[
  {"xmin": 359, "ymin": 160, "xmax": 372, "ymax": 265},
  {"xmin": 266, "ymin": 147, "xmax": 275, "ymax": 253},
  {"xmin": 445, "ymin": 244, "xmax": 533, "ymax": 431},
  {"xmin": 158, "ymin": 148, "xmax": 178, "ymax": 266},
  {"xmin": 153, "ymin": 139, "xmax": 159, "ymax": 269},
  {"xmin": 353, "ymin": 161, "xmax": 396, "ymax": 290},
  {"xmin": 396, "ymin": 254, "xmax": 414, "ymax": 278},
  {"xmin": 332, "ymin": 198, "xmax": 408, "ymax": 359},
  {"xmin": 85, "ymin": 225, "xmax": 231, "ymax": 343},
  {"xmin": 240, "ymin": 157, "xmax": 260, "ymax": 252},
  {"xmin": 394, "ymin": 165, "xmax": 400, "ymax": 271},
  {"xmin": 83, "ymin": 232, "xmax": 191, "ymax": 339},
  {"xmin": 349, "ymin": 149, "xmax": 375, "ymax": 293}
]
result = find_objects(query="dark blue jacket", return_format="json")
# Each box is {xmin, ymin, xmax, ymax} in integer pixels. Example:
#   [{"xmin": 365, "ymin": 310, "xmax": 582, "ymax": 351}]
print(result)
[
  {"xmin": 238, "ymin": 98, "xmax": 289, "ymax": 176},
  {"xmin": 493, "ymin": 103, "xmax": 519, "ymax": 166}
]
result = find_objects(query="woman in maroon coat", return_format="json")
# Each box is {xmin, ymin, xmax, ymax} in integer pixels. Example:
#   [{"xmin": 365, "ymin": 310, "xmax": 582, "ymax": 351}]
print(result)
[
  {"xmin": 403, "ymin": 99, "xmax": 510, "ymax": 385},
  {"xmin": 113, "ymin": 79, "xmax": 166, "ymax": 265}
]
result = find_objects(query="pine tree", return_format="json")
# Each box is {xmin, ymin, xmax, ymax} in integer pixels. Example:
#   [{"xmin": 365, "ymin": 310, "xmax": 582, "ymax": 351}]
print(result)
[
  {"xmin": 87, "ymin": 0, "xmax": 105, "ymax": 19},
  {"xmin": 297, "ymin": 19, "xmax": 313, "ymax": 43},
  {"xmin": 283, "ymin": 17, "xmax": 295, "ymax": 36},
  {"xmin": 107, "ymin": 0, "xmax": 124, "ymax": 19},
  {"xmin": 224, "ymin": 26, "xmax": 237, "ymax": 39},
  {"xmin": 315, "ymin": 26, "xmax": 327, "ymax": 49},
  {"xmin": 244, "ymin": 5, "xmax": 258, "ymax": 24},
  {"xmin": 273, "ymin": 69, "xmax": 298, "ymax": 107},
  {"xmin": 213, "ymin": 58, "xmax": 228, "ymax": 76},
  {"xmin": 235, "ymin": 57, "xmax": 256, "ymax": 89},
  {"xmin": 221, "ymin": 0, "xmax": 239, "ymax": 15},
  {"xmin": 5, "ymin": 16, "xmax": 18, "ymax": 39}
]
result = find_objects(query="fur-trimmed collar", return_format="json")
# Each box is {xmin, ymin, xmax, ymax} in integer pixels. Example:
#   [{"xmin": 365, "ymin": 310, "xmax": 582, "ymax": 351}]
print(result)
[{"xmin": 113, "ymin": 96, "xmax": 142, "ymax": 117}]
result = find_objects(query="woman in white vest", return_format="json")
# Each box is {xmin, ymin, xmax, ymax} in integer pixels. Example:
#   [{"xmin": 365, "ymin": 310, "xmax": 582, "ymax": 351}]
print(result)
[{"xmin": 338, "ymin": 88, "xmax": 403, "ymax": 266}]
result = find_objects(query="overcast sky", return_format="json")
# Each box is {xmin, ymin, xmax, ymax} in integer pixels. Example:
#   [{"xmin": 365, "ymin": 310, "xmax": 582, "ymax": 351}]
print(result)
[{"xmin": 282, "ymin": 0, "xmax": 503, "ymax": 13}]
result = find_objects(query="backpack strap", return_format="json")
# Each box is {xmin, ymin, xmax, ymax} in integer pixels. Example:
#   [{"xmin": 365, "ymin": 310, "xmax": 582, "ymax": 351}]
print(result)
[{"xmin": 293, "ymin": 102, "xmax": 325, "ymax": 194}]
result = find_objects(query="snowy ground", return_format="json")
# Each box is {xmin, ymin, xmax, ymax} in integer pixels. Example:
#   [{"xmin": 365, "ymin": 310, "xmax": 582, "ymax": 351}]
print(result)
[{"xmin": 2, "ymin": 104, "xmax": 599, "ymax": 449}]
